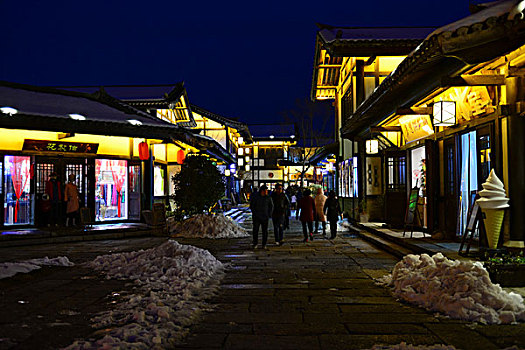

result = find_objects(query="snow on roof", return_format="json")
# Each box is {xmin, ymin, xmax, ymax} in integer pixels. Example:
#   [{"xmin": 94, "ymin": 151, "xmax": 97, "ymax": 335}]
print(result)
[
  {"xmin": 0, "ymin": 83, "xmax": 172, "ymax": 127},
  {"xmin": 58, "ymin": 84, "xmax": 179, "ymax": 101},
  {"xmin": 430, "ymin": 0, "xmax": 524, "ymax": 37},
  {"xmin": 249, "ymin": 123, "xmax": 295, "ymax": 138},
  {"xmin": 319, "ymin": 26, "xmax": 435, "ymax": 43}
]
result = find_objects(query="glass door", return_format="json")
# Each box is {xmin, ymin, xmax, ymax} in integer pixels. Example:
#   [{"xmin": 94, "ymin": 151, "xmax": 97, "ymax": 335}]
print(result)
[
  {"xmin": 128, "ymin": 165, "xmax": 141, "ymax": 220},
  {"xmin": 95, "ymin": 159, "xmax": 128, "ymax": 221},
  {"xmin": 459, "ymin": 131, "xmax": 478, "ymax": 236},
  {"xmin": 4, "ymin": 156, "xmax": 33, "ymax": 225}
]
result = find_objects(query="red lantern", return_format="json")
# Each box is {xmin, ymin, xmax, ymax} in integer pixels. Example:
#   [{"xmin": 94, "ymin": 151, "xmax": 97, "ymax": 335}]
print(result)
[
  {"xmin": 177, "ymin": 149, "xmax": 185, "ymax": 164},
  {"xmin": 138, "ymin": 141, "xmax": 149, "ymax": 160}
]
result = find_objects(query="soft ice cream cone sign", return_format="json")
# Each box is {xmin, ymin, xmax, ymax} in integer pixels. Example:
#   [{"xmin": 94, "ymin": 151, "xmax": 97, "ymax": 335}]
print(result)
[{"xmin": 476, "ymin": 169, "xmax": 509, "ymax": 249}]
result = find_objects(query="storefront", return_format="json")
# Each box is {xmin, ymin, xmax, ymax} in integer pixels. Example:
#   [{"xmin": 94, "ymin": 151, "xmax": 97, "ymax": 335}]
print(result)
[{"xmin": 0, "ymin": 82, "xmax": 204, "ymax": 228}]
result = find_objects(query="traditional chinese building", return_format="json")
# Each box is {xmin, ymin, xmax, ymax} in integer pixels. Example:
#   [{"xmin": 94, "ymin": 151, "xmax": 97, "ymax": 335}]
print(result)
[
  {"xmin": 312, "ymin": 0, "xmax": 525, "ymax": 248},
  {"xmin": 0, "ymin": 81, "xmax": 220, "ymax": 227}
]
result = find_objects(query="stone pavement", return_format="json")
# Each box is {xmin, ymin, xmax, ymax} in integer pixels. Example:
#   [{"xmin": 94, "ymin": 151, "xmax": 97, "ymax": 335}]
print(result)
[
  {"xmin": 175, "ymin": 217, "xmax": 525, "ymax": 350},
  {"xmin": 0, "ymin": 219, "xmax": 524, "ymax": 349}
]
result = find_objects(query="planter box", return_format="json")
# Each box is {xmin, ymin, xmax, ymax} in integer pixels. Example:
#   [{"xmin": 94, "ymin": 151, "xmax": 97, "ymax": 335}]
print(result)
[{"xmin": 487, "ymin": 265, "xmax": 525, "ymax": 287}]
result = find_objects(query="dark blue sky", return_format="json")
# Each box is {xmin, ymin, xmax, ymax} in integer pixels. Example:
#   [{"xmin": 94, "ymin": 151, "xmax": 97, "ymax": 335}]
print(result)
[{"xmin": 0, "ymin": 0, "xmax": 471, "ymax": 124}]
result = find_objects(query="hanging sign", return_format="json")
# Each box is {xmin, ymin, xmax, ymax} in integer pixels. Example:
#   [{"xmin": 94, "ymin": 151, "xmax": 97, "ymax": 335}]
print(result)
[
  {"xmin": 22, "ymin": 139, "xmax": 99, "ymax": 154},
  {"xmin": 399, "ymin": 115, "xmax": 434, "ymax": 143}
]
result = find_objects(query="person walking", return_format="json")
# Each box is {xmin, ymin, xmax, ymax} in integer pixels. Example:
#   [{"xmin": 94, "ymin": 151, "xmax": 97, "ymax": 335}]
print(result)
[
  {"xmin": 271, "ymin": 183, "xmax": 290, "ymax": 246},
  {"xmin": 64, "ymin": 173, "xmax": 80, "ymax": 227},
  {"xmin": 297, "ymin": 188, "xmax": 315, "ymax": 242},
  {"xmin": 314, "ymin": 187, "xmax": 327, "ymax": 236},
  {"xmin": 324, "ymin": 190, "xmax": 342, "ymax": 239},
  {"xmin": 250, "ymin": 185, "xmax": 273, "ymax": 249},
  {"xmin": 45, "ymin": 172, "xmax": 62, "ymax": 227}
]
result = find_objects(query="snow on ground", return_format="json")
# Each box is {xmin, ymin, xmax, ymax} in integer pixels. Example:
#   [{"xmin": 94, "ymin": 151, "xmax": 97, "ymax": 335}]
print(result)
[
  {"xmin": 65, "ymin": 240, "xmax": 224, "ymax": 349},
  {"xmin": 169, "ymin": 213, "xmax": 249, "ymax": 238},
  {"xmin": 366, "ymin": 343, "xmax": 456, "ymax": 350},
  {"xmin": 380, "ymin": 253, "xmax": 525, "ymax": 324},
  {"xmin": 0, "ymin": 256, "xmax": 74, "ymax": 279}
]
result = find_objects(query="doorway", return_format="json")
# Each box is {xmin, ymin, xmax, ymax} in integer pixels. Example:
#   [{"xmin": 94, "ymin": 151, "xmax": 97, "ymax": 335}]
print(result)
[
  {"xmin": 384, "ymin": 151, "xmax": 407, "ymax": 227},
  {"xmin": 459, "ymin": 131, "xmax": 478, "ymax": 236},
  {"xmin": 443, "ymin": 137, "xmax": 457, "ymax": 237}
]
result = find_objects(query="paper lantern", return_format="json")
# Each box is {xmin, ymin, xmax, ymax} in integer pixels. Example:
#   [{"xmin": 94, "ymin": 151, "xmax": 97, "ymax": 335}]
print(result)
[
  {"xmin": 138, "ymin": 142, "xmax": 149, "ymax": 160},
  {"xmin": 433, "ymin": 101, "xmax": 456, "ymax": 126},
  {"xmin": 177, "ymin": 149, "xmax": 185, "ymax": 164}
]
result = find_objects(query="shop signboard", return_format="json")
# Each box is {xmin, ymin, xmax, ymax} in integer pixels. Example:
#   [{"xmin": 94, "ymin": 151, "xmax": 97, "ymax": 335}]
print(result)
[
  {"xmin": 366, "ymin": 157, "xmax": 382, "ymax": 195},
  {"xmin": 399, "ymin": 115, "xmax": 434, "ymax": 143},
  {"xmin": 22, "ymin": 139, "xmax": 99, "ymax": 154}
]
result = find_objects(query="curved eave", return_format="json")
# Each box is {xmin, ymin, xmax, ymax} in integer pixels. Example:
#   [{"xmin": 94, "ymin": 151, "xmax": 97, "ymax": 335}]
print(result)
[{"xmin": 342, "ymin": 10, "xmax": 525, "ymax": 139}]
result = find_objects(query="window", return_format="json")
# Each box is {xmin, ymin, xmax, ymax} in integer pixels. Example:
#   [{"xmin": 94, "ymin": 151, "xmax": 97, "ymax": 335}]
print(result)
[
  {"xmin": 4, "ymin": 156, "xmax": 33, "ymax": 225},
  {"xmin": 387, "ymin": 156, "xmax": 406, "ymax": 192},
  {"xmin": 95, "ymin": 159, "xmax": 128, "ymax": 221},
  {"xmin": 154, "ymin": 165, "xmax": 166, "ymax": 196},
  {"xmin": 36, "ymin": 163, "xmax": 54, "ymax": 194}
]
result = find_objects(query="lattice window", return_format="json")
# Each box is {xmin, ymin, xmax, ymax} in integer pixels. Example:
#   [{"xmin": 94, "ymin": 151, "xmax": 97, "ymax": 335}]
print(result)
[
  {"xmin": 387, "ymin": 156, "xmax": 406, "ymax": 192},
  {"xmin": 36, "ymin": 163, "xmax": 54, "ymax": 194},
  {"xmin": 66, "ymin": 164, "xmax": 83, "ymax": 194}
]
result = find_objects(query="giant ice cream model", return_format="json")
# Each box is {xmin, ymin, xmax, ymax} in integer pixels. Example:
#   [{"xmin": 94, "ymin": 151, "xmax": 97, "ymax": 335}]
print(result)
[{"xmin": 476, "ymin": 169, "xmax": 509, "ymax": 249}]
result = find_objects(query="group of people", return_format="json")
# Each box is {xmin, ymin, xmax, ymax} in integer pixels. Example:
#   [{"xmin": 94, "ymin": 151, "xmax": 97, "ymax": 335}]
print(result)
[
  {"xmin": 249, "ymin": 184, "xmax": 342, "ymax": 249},
  {"xmin": 42, "ymin": 172, "xmax": 80, "ymax": 227}
]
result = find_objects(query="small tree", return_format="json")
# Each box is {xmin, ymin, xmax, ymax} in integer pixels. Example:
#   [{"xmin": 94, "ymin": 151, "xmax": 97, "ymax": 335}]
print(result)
[{"xmin": 171, "ymin": 154, "xmax": 225, "ymax": 217}]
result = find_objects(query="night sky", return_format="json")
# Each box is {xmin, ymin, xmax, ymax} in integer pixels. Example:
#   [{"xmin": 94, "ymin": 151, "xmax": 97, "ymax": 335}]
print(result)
[{"xmin": 0, "ymin": 1, "xmax": 471, "ymax": 125}]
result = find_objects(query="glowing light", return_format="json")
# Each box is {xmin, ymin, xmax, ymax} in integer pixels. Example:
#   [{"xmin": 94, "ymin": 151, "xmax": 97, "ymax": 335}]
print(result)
[
  {"xmin": 238, "ymin": 136, "xmax": 244, "ymax": 145},
  {"xmin": 127, "ymin": 119, "xmax": 143, "ymax": 126},
  {"xmin": 69, "ymin": 113, "xmax": 86, "ymax": 121},
  {"xmin": 433, "ymin": 101, "xmax": 456, "ymax": 126},
  {"xmin": 290, "ymin": 135, "xmax": 295, "ymax": 139},
  {"xmin": 245, "ymin": 164, "xmax": 250, "ymax": 171},
  {"xmin": 1, "ymin": 107, "xmax": 18, "ymax": 115},
  {"xmin": 269, "ymin": 135, "xmax": 275, "ymax": 139},
  {"xmin": 245, "ymin": 155, "xmax": 250, "ymax": 162},
  {"xmin": 225, "ymin": 169, "xmax": 231, "ymax": 176},
  {"xmin": 366, "ymin": 140, "xmax": 379, "ymax": 154},
  {"xmin": 238, "ymin": 148, "xmax": 244, "ymax": 156}
]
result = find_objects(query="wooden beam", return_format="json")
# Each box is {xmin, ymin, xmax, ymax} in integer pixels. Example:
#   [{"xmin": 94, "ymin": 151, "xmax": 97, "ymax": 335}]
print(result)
[
  {"xmin": 441, "ymin": 74, "xmax": 505, "ymax": 87},
  {"xmin": 57, "ymin": 133, "xmax": 75, "ymax": 139},
  {"xmin": 396, "ymin": 107, "xmax": 433, "ymax": 115},
  {"xmin": 371, "ymin": 126, "xmax": 402, "ymax": 133}
]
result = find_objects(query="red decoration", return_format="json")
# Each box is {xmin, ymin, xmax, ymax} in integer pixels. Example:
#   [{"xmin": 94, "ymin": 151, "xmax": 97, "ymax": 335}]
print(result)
[
  {"xmin": 177, "ymin": 149, "xmax": 185, "ymax": 164},
  {"xmin": 12, "ymin": 157, "xmax": 30, "ymax": 223},
  {"xmin": 269, "ymin": 172, "xmax": 274, "ymax": 178},
  {"xmin": 138, "ymin": 141, "xmax": 149, "ymax": 160},
  {"xmin": 110, "ymin": 160, "xmax": 127, "ymax": 218}
]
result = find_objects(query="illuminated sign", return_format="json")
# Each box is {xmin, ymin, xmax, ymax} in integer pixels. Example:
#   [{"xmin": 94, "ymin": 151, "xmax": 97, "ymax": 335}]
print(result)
[
  {"xmin": 399, "ymin": 115, "xmax": 434, "ymax": 143},
  {"xmin": 22, "ymin": 139, "xmax": 99, "ymax": 154}
]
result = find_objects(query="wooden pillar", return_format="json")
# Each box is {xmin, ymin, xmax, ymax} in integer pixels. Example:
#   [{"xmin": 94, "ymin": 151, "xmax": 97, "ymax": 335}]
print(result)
[
  {"xmin": 505, "ymin": 76, "xmax": 525, "ymax": 247},
  {"xmin": 355, "ymin": 60, "xmax": 365, "ymax": 110}
]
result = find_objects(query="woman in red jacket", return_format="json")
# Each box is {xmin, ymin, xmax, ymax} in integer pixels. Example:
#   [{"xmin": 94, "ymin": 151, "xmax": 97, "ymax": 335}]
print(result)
[{"xmin": 297, "ymin": 188, "xmax": 315, "ymax": 242}]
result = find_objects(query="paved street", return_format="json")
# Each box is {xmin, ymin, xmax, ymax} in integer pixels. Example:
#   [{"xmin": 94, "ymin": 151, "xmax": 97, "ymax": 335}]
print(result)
[{"xmin": 0, "ymin": 218, "xmax": 524, "ymax": 349}]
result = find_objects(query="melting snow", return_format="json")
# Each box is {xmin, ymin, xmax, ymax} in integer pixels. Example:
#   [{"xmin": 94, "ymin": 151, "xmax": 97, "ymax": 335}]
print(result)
[
  {"xmin": 64, "ymin": 240, "xmax": 224, "ymax": 349},
  {"xmin": 0, "ymin": 256, "xmax": 74, "ymax": 279},
  {"xmin": 380, "ymin": 253, "xmax": 525, "ymax": 324},
  {"xmin": 169, "ymin": 213, "xmax": 249, "ymax": 238},
  {"xmin": 367, "ymin": 343, "xmax": 456, "ymax": 350}
]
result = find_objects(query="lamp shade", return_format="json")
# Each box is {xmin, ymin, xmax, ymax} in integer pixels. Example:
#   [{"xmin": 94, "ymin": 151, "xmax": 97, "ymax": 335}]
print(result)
[
  {"xmin": 138, "ymin": 142, "xmax": 149, "ymax": 160},
  {"xmin": 177, "ymin": 149, "xmax": 185, "ymax": 164},
  {"xmin": 433, "ymin": 101, "xmax": 456, "ymax": 126}
]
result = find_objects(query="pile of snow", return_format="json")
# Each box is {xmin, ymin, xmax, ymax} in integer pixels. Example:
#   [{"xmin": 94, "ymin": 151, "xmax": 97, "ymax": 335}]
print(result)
[
  {"xmin": 367, "ymin": 343, "xmax": 455, "ymax": 350},
  {"xmin": 169, "ymin": 213, "xmax": 249, "ymax": 238},
  {"xmin": 380, "ymin": 253, "xmax": 525, "ymax": 324},
  {"xmin": 0, "ymin": 256, "xmax": 73, "ymax": 279},
  {"xmin": 65, "ymin": 240, "xmax": 224, "ymax": 349}
]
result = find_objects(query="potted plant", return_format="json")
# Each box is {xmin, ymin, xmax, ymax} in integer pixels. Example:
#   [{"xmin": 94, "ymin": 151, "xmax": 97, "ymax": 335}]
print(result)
[{"xmin": 483, "ymin": 252, "xmax": 525, "ymax": 287}]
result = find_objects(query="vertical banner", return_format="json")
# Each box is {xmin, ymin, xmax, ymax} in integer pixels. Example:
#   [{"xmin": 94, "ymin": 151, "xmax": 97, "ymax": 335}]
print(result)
[{"xmin": 366, "ymin": 157, "xmax": 382, "ymax": 195}]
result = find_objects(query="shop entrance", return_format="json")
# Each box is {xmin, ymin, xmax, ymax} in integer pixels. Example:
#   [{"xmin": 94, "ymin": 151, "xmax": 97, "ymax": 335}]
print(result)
[
  {"xmin": 34, "ymin": 156, "xmax": 87, "ymax": 226},
  {"xmin": 459, "ymin": 131, "xmax": 478, "ymax": 236},
  {"xmin": 384, "ymin": 151, "xmax": 407, "ymax": 227},
  {"xmin": 443, "ymin": 137, "xmax": 458, "ymax": 237}
]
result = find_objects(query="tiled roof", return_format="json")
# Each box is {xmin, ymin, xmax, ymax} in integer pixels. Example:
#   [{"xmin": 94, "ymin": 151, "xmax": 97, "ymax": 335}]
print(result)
[
  {"xmin": 341, "ymin": 0, "xmax": 525, "ymax": 138},
  {"xmin": 190, "ymin": 104, "xmax": 253, "ymax": 143}
]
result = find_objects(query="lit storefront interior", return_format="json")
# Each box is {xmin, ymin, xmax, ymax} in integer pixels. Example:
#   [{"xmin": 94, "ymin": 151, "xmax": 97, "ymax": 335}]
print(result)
[
  {"xmin": 334, "ymin": 2, "xmax": 525, "ymax": 246},
  {"xmin": 0, "ymin": 82, "xmax": 212, "ymax": 227}
]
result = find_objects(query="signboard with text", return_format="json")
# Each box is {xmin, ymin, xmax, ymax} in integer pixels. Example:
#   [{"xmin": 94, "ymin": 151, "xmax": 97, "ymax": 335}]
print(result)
[
  {"xmin": 22, "ymin": 139, "xmax": 99, "ymax": 154},
  {"xmin": 399, "ymin": 115, "xmax": 434, "ymax": 143}
]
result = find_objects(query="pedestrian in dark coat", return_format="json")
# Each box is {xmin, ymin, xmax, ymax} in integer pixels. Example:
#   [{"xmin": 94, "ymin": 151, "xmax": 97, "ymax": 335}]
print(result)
[
  {"xmin": 324, "ymin": 190, "xmax": 342, "ymax": 239},
  {"xmin": 271, "ymin": 183, "xmax": 290, "ymax": 246},
  {"xmin": 250, "ymin": 185, "xmax": 273, "ymax": 248},
  {"xmin": 297, "ymin": 188, "xmax": 315, "ymax": 242}
]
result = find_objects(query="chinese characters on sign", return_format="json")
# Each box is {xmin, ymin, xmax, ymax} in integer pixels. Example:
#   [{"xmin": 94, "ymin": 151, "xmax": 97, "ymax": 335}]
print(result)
[
  {"xmin": 399, "ymin": 114, "xmax": 435, "ymax": 143},
  {"xmin": 22, "ymin": 139, "xmax": 99, "ymax": 154}
]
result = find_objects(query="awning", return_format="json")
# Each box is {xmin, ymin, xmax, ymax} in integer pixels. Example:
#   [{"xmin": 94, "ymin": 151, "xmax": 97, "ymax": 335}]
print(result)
[
  {"xmin": 306, "ymin": 142, "xmax": 339, "ymax": 165},
  {"xmin": 341, "ymin": 0, "xmax": 525, "ymax": 139}
]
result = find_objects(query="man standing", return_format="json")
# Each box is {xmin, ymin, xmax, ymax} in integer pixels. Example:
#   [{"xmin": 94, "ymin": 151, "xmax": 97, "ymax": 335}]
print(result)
[
  {"xmin": 297, "ymin": 188, "xmax": 315, "ymax": 242},
  {"xmin": 271, "ymin": 183, "xmax": 290, "ymax": 246},
  {"xmin": 250, "ymin": 185, "xmax": 273, "ymax": 249}
]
